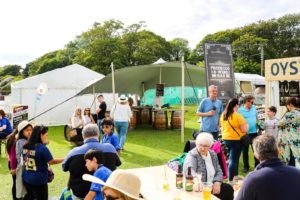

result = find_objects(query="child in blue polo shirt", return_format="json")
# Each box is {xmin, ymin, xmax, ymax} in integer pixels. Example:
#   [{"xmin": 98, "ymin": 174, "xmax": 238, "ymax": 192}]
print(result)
[
  {"xmin": 101, "ymin": 119, "xmax": 121, "ymax": 152},
  {"xmin": 84, "ymin": 150, "xmax": 111, "ymax": 200}
]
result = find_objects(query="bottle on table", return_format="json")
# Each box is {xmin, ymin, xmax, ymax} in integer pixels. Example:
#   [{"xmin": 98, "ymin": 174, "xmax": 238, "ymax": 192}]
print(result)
[
  {"xmin": 176, "ymin": 164, "xmax": 183, "ymax": 189},
  {"xmin": 185, "ymin": 166, "xmax": 193, "ymax": 192}
]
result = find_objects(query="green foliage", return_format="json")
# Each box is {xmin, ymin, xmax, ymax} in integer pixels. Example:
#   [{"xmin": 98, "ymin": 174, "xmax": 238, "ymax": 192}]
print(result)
[
  {"xmin": 169, "ymin": 38, "xmax": 190, "ymax": 61},
  {"xmin": 0, "ymin": 75, "xmax": 23, "ymax": 94},
  {"xmin": 25, "ymin": 49, "xmax": 72, "ymax": 76},
  {"xmin": 7, "ymin": 13, "xmax": 300, "ymax": 81},
  {"xmin": 190, "ymin": 13, "xmax": 300, "ymax": 74},
  {"xmin": 0, "ymin": 64, "xmax": 22, "ymax": 76},
  {"xmin": 234, "ymin": 57, "xmax": 261, "ymax": 73}
]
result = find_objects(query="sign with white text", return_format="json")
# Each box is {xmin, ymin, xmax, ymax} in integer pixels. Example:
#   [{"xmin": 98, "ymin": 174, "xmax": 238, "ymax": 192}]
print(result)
[
  {"xmin": 204, "ymin": 43, "xmax": 235, "ymax": 106},
  {"xmin": 12, "ymin": 105, "xmax": 28, "ymax": 128}
]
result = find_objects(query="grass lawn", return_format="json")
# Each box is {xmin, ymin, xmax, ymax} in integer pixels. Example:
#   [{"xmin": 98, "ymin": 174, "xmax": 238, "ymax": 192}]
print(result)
[{"xmin": 0, "ymin": 105, "xmax": 255, "ymax": 199}]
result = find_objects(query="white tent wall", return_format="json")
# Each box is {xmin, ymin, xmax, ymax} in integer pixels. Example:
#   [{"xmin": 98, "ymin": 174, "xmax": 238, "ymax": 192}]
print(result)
[
  {"xmin": 10, "ymin": 64, "xmax": 105, "ymax": 126},
  {"xmin": 234, "ymin": 73, "xmax": 265, "ymax": 95}
]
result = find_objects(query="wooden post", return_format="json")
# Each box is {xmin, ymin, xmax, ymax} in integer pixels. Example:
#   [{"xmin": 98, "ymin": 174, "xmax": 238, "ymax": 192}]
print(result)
[
  {"xmin": 181, "ymin": 56, "xmax": 185, "ymax": 143},
  {"xmin": 111, "ymin": 62, "xmax": 116, "ymax": 104}
]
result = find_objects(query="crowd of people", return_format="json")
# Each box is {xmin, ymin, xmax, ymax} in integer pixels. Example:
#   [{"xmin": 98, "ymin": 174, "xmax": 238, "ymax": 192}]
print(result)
[
  {"xmin": 193, "ymin": 84, "xmax": 300, "ymax": 200},
  {"xmin": 2, "ymin": 87, "xmax": 300, "ymax": 200},
  {"xmin": 2, "ymin": 93, "xmax": 136, "ymax": 200}
]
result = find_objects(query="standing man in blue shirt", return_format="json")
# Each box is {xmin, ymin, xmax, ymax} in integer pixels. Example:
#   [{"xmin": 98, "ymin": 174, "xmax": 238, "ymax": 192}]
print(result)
[
  {"xmin": 197, "ymin": 85, "xmax": 223, "ymax": 140},
  {"xmin": 238, "ymin": 95, "xmax": 258, "ymax": 172}
]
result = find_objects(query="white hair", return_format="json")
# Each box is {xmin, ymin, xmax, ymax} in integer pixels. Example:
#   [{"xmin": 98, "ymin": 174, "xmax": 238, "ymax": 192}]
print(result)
[
  {"xmin": 208, "ymin": 85, "xmax": 218, "ymax": 91},
  {"xmin": 82, "ymin": 124, "xmax": 99, "ymax": 138},
  {"xmin": 195, "ymin": 132, "xmax": 214, "ymax": 148}
]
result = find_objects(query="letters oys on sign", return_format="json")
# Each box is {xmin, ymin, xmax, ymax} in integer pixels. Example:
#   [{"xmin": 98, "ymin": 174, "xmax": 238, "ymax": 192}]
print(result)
[{"xmin": 271, "ymin": 61, "xmax": 299, "ymax": 76}]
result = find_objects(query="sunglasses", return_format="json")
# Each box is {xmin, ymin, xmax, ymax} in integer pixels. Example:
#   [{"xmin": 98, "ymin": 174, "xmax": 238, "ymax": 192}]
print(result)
[{"xmin": 104, "ymin": 194, "xmax": 122, "ymax": 200}]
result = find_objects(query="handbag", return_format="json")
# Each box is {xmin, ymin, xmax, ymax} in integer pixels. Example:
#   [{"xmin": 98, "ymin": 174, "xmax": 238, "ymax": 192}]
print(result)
[
  {"xmin": 47, "ymin": 166, "xmax": 54, "ymax": 183},
  {"xmin": 228, "ymin": 120, "xmax": 250, "ymax": 147}
]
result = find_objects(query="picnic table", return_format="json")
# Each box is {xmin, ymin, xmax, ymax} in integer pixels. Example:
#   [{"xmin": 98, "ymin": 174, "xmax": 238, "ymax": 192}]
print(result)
[{"xmin": 126, "ymin": 165, "xmax": 220, "ymax": 200}]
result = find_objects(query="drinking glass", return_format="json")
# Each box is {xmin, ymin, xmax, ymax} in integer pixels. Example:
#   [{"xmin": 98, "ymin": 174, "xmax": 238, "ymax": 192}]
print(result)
[{"xmin": 202, "ymin": 182, "xmax": 212, "ymax": 200}]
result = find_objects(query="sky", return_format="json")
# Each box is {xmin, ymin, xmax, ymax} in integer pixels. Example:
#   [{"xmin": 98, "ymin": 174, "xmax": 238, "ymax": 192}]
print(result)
[{"xmin": 0, "ymin": 0, "xmax": 299, "ymax": 68}]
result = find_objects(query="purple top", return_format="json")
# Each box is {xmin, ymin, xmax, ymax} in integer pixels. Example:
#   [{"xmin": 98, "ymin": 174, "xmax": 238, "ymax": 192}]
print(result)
[{"xmin": 8, "ymin": 142, "xmax": 17, "ymax": 170}]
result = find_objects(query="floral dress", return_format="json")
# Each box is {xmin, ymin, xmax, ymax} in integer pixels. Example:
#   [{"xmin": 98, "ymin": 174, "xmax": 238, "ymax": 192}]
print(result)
[{"xmin": 278, "ymin": 109, "xmax": 300, "ymax": 168}]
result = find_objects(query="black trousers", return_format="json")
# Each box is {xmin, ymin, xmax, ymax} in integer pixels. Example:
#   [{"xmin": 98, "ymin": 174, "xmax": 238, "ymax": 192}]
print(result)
[
  {"xmin": 214, "ymin": 183, "xmax": 234, "ymax": 200},
  {"xmin": 8, "ymin": 161, "xmax": 17, "ymax": 200},
  {"xmin": 23, "ymin": 182, "xmax": 48, "ymax": 200},
  {"xmin": 243, "ymin": 133, "xmax": 259, "ymax": 169}
]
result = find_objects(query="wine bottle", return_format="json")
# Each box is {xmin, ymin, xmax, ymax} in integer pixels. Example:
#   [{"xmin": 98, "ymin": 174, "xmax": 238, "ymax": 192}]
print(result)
[
  {"xmin": 176, "ymin": 164, "xmax": 183, "ymax": 189},
  {"xmin": 185, "ymin": 166, "xmax": 193, "ymax": 192}
]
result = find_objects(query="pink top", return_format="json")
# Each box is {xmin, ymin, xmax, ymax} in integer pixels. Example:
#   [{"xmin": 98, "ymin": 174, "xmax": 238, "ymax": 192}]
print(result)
[{"xmin": 8, "ymin": 142, "xmax": 17, "ymax": 170}]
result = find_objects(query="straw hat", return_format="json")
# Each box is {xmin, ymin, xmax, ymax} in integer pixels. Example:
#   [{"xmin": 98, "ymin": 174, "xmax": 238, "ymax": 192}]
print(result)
[
  {"xmin": 18, "ymin": 120, "xmax": 32, "ymax": 132},
  {"xmin": 16, "ymin": 120, "xmax": 32, "ymax": 138},
  {"xmin": 118, "ymin": 94, "xmax": 128, "ymax": 103},
  {"xmin": 83, "ymin": 170, "xmax": 143, "ymax": 200}
]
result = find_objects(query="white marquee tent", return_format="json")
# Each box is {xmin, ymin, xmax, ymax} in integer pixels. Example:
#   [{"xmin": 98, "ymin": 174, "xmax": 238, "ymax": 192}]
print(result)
[{"xmin": 11, "ymin": 64, "xmax": 105, "ymax": 125}]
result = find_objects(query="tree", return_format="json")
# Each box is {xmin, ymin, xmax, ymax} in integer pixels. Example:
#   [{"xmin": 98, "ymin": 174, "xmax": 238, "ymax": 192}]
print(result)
[
  {"xmin": 25, "ymin": 50, "xmax": 72, "ymax": 76},
  {"xmin": 72, "ymin": 19, "xmax": 128, "ymax": 74},
  {"xmin": 169, "ymin": 38, "xmax": 190, "ymax": 61},
  {"xmin": 0, "ymin": 64, "xmax": 22, "ymax": 76},
  {"xmin": 128, "ymin": 30, "xmax": 171, "ymax": 65}
]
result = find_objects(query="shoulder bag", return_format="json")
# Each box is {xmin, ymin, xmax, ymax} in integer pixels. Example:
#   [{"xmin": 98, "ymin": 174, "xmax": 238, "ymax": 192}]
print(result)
[{"xmin": 228, "ymin": 119, "xmax": 250, "ymax": 147}]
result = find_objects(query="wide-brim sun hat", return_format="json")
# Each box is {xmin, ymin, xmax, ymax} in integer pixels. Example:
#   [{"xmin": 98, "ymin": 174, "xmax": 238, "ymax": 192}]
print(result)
[
  {"xmin": 18, "ymin": 120, "xmax": 32, "ymax": 132},
  {"xmin": 118, "ymin": 94, "xmax": 128, "ymax": 103},
  {"xmin": 16, "ymin": 120, "xmax": 33, "ymax": 138},
  {"xmin": 83, "ymin": 169, "xmax": 144, "ymax": 200}
]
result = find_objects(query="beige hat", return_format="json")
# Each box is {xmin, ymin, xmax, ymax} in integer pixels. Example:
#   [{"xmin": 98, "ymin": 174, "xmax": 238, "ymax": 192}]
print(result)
[
  {"xmin": 118, "ymin": 94, "xmax": 128, "ymax": 103},
  {"xmin": 17, "ymin": 120, "xmax": 32, "ymax": 132},
  {"xmin": 83, "ymin": 170, "xmax": 143, "ymax": 200}
]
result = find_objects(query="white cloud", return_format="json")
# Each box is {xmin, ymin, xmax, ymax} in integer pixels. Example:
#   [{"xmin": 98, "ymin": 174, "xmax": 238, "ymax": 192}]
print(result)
[{"xmin": 0, "ymin": 0, "xmax": 299, "ymax": 67}]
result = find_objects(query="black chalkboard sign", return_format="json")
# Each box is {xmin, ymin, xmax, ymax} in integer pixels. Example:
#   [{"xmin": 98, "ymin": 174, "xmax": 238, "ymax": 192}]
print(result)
[
  {"xmin": 156, "ymin": 84, "xmax": 164, "ymax": 96},
  {"xmin": 204, "ymin": 43, "xmax": 235, "ymax": 106}
]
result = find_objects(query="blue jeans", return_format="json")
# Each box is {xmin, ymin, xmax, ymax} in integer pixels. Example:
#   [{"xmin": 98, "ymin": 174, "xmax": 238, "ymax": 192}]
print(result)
[
  {"xmin": 224, "ymin": 140, "xmax": 242, "ymax": 181},
  {"xmin": 97, "ymin": 119, "xmax": 103, "ymax": 134},
  {"xmin": 114, "ymin": 121, "xmax": 129, "ymax": 149}
]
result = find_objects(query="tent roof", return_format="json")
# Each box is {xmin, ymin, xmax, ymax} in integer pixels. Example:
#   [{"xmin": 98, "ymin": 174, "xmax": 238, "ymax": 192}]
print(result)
[
  {"xmin": 11, "ymin": 64, "xmax": 104, "ymax": 89},
  {"xmin": 77, "ymin": 61, "xmax": 206, "ymax": 96},
  {"xmin": 234, "ymin": 73, "xmax": 265, "ymax": 85}
]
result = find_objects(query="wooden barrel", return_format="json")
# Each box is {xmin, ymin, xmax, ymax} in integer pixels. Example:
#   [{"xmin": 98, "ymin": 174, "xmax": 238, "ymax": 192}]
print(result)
[
  {"xmin": 141, "ymin": 108, "xmax": 151, "ymax": 124},
  {"xmin": 130, "ymin": 110, "xmax": 138, "ymax": 129},
  {"xmin": 171, "ymin": 110, "xmax": 182, "ymax": 130},
  {"xmin": 154, "ymin": 110, "xmax": 168, "ymax": 130}
]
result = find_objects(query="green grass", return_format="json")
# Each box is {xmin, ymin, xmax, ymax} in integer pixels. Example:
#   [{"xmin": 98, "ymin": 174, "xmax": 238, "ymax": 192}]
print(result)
[{"xmin": 0, "ymin": 105, "xmax": 255, "ymax": 199}]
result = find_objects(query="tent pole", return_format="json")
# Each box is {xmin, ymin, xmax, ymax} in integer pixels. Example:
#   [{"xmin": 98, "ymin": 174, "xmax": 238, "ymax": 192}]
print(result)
[
  {"xmin": 142, "ymin": 82, "xmax": 146, "ymax": 104},
  {"xmin": 111, "ymin": 62, "xmax": 116, "ymax": 104},
  {"xmin": 160, "ymin": 67, "xmax": 162, "ymax": 84},
  {"xmin": 93, "ymin": 85, "xmax": 96, "ymax": 112},
  {"xmin": 181, "ymin": 56, "xmax": 185, "ymax": 143}
]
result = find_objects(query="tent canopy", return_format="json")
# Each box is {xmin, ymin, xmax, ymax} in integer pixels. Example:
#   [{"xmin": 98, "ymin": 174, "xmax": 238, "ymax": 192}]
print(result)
[
  {"xmin": 11, "ymin": 64, "xmax": 105, "ymax": 125},
  {"xmin": 234, "ymin": 73, "xmax": 265, "ymax": 86},
  {"xmin": 12, "ymin": 64, "xmax": 103, "ymax": 89},
  {"xmin": 77, "ymin": 61, "xmax": 206, "ymax": 96}
]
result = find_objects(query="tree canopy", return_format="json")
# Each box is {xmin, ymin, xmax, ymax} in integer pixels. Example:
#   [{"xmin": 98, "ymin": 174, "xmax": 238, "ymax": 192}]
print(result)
[{"xmin": 1, "ymin": 13, "xmax": 299, "ymax": 87}]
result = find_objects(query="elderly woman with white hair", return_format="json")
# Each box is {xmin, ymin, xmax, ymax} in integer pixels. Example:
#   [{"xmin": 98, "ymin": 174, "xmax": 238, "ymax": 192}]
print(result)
[{"xmin": 183, "ymin": 132, "xmax": 234, "ymax": 200}]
